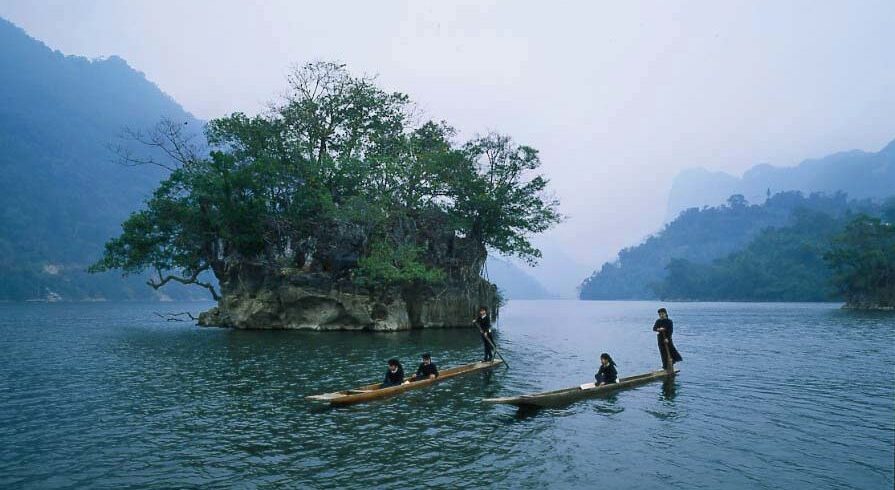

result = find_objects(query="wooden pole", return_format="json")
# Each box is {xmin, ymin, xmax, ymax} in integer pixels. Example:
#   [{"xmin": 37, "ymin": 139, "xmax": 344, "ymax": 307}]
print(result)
[
  {"xmin": 663, "ymin": 337, "xmax": 675, "ymax": 375},
  {"xmin": 483, "ymin": 330, "xmax": 510, "ymax": 369}
]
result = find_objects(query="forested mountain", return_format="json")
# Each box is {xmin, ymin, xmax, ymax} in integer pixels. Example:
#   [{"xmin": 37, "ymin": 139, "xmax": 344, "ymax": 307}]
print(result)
[
  {"xmin": 654, "ymin": 209, "xmax": 847, "ymax": 301},
  {"xmin": 579, "ymin": 191, "xmax": 878, "ymax": 300},
  {"xmin": 0, "ymin": 18, "xmax": 204, "ymax": 300},
  {"xmin": 666, "ymin": 140, "xmax": 895, "ymax": 221},
  {"xmin": 655, "ymin": 200, "xmax": 893, "ymax": 303}
]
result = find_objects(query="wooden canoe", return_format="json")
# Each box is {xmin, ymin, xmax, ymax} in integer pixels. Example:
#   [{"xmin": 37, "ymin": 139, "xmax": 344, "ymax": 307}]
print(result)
[
  {"xmin": 306, "ymin": 359, "xmax": 504, "ymax": 406},
  {"xmin": 483, "ymin": 368, "xmax": 678, "ymax": 408}
]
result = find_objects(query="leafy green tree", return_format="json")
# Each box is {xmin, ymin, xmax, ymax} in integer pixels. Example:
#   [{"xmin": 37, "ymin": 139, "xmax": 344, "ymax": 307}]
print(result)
[
  {"xmin": 92, "ymin": 62, "xmax": 562, "ymax": 298},
  {"xmin": 824, "ymin": 215, "xmax": 895, "ymax": 308}
]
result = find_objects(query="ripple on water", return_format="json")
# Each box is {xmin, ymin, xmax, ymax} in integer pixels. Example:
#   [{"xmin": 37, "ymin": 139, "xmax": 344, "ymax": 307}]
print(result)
[{"xmin": 0, "ymin": 301, "xmax": 892, "ymax": 489}]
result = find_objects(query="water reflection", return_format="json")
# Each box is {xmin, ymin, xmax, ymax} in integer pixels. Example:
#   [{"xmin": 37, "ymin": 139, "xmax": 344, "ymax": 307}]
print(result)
[{"xmin": 661, "ymin": 378, "xmax": 677, "ymax": 401}]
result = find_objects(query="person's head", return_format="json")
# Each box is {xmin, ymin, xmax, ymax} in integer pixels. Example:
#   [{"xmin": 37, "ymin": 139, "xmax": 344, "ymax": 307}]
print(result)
[
  {"xmin": 421, "ymin": 353, "xmax": 431, "ymax": 365},
  {"xmin": 388, "ymin": 358, "xmax": 400, "ymax": 372},
  {"xmin": 478, "ymin": 306, "xmax": 488, "ymax": 318},
  {"xmin": 658, "ymin": 307, "xmax": 668, "ymax": 319},
  {"xmin": 600, "ymin": 353, "xmax": 615, "ymax": 366}
]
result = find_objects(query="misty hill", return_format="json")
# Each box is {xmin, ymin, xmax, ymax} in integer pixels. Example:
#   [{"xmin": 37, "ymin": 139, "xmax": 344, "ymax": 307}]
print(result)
[
  {"xmin": 666, "ymin": 140, "xmax": 895, "ymax": 221},
  {"xmin": 0, "ymin": 17, "xmax": 204, "ymax": 300},
  {"xmin": 654, "ymin": 199, "xmax": 893, "ymax": 302},
  {"xmin": 485, "ymin": 256, "xmax": 555, "ymax": 300},
  {"xmin": 579, "ymin": 191, "xmax": 877, "ymax": 300}
]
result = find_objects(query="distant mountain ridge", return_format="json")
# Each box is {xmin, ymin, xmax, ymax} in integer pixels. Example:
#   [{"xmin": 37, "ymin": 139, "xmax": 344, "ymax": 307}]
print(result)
[
  {"xmin": 485, "ymin": 256, "xmax": 556, "ymax": 300},
  {"xmin": 579, "ymin": 191, "xmax": 879, "ymax": 300},
  {"xmin": 666, "ymin": 140, "xmax": 895, "ymax": 221},
  {"xmin": 0, "ymin": 17, "xmax": 205, "ymax": 300}
]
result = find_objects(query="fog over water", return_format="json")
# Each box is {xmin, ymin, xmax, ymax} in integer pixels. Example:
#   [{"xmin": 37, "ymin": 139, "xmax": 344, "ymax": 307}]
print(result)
[{"xmin": 2, "ymin": 0, "xmax": 893, "ymax": 293}]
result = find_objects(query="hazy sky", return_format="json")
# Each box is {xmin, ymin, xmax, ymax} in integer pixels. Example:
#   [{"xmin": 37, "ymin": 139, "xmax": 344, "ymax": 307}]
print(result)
[{"xmin": 2, "ymin": 0, "xmax": 894, "ymax": 286}]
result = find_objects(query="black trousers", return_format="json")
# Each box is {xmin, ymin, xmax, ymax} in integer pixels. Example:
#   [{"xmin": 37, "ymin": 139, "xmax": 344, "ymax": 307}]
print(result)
[
  {"xmin": 658, "ymin": 337, "xmax": 683, "ymax": 369},
  {"xmin": 481, "ymin": 332, "xmax": 494, "ymax": 360}
]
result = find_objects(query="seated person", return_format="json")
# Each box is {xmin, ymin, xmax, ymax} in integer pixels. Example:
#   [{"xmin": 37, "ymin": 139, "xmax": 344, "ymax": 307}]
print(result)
[
  {"xmin": 595, "ymin": 353, "xmax": 618, "ymax": 385},
  {"xmin": 381, "ymin": 358, "xmax": 406, "ymax": 388},
  {"xmin": 413, "ymin": 353, "xmax": 439, "ymax": 380}
]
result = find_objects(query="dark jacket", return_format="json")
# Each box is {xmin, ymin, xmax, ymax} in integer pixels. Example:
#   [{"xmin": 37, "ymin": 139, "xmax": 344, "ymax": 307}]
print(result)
[
  {"xmin": 415, "ymin": 362, "xmax": 439, "ymax": 379},
  {"xmin": 595, "ymin": 363, "xmax": 618, "ymax": 384},
  {"xmin": 475, "ymin": 315, "xmax": 492, "ymax": 335},
  {"xmin": 382, "ymin": 365, "xmax": 405, "ymax": 387},
  {"xmin": 653, "ymin": 317, "xmax": 683, "ymax": 366},
  {"xmin": 653, "ymin": 318, "xmax": 673, "ymax": 339}
]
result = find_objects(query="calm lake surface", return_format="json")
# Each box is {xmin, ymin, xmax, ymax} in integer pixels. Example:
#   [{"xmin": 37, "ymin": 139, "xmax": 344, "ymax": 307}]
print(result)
[{"xmin": 1, "ymin": 300, "xmax": 892, "ymax": 489}]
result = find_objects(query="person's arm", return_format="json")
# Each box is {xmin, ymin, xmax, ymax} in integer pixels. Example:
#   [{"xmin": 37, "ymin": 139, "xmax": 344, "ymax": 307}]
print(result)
[
  {"xmin": 432, "ymin": 364, "xmax": 439, "ymax": 378},
  {"xmin": 609, "ymin": 365, "xmax": 618, "ymax": 383},
  {"xmin": 653, "ymin": 319, "xmax": 661, "ymax": 333}
]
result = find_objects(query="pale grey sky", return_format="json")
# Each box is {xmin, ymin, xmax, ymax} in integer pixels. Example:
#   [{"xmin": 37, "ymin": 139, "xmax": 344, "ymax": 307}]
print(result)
[{"xmin": 2, "ymin": 0, "xmax": 894, "ymax": 293}]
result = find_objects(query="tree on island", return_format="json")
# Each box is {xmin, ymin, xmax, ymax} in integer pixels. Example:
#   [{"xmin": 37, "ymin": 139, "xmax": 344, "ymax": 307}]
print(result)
[{"xmin": 91, "ymin": 62, "xmax": 561, "ymax": 324}]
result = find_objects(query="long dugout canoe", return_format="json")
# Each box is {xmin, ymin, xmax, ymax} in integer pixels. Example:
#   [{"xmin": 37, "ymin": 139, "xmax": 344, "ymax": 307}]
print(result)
[
  {"xmin": 307, "ymin": 359, "xmax": 504, "ymax": 406},
  {"xmin": 483, "ymin": 368, "xmax": 678, "ymax": 408}
]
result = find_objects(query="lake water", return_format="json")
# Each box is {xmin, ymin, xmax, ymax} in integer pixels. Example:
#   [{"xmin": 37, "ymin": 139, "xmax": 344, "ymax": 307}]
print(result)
[{"xmin": 1, "ymin": 300, "xmax": 892, "ymax": 489}]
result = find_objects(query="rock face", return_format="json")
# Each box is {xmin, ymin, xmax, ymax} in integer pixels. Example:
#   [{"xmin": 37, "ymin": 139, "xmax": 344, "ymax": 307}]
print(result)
[{"xmin": 198, "ymin": 263, "xmax": 499, "ymax": 330}]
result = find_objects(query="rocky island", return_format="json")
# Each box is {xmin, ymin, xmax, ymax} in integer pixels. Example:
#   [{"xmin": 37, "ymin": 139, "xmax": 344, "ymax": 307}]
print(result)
[{"xmin": 92, "ymin": 62, "xmax": 561, "ymax": 330}]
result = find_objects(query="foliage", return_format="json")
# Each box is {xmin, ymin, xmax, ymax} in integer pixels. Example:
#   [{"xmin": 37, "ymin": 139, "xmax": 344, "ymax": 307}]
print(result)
[
  {"xmin": 92, "ymin": 62, "xmax": 562, "ymax": 297},
  {"xmin": 579, "ymin": 191, "xmax": 865, "ymax": 299},
  {"xmin": 824, "ymin": 215, "xmax": 895, "ymax": 308},
  {"xmin": 654, "ymin": 209, "xmax": 847, "ymax": 301},
  {"xmin": 354, "ymin": 241, "xmax": 445, "ymax": 287}
]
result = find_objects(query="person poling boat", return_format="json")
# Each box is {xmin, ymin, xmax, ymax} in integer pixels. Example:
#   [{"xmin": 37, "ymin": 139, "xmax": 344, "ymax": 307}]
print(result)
[
  {"xmin": 381, "ymin": 358, "xmax": 407, "ymax": 388},
  {"xmin": 473, "ymin": 306, "xmax": 495, "ymax": 362},
  {"xmin": 653, "ymin": 307, "xmax": 683, "ymax": 370},
  {"xmin": 594, "ymin": 353, "xmax": 618, "ymax": 386},
  {"xmin": 412, "ymin": 353, "xmax": 439, "ymax": 380}
]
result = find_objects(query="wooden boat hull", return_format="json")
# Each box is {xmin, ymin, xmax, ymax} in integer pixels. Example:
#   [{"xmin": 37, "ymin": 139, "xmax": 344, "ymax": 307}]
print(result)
[
  {"xmin": 307, "ymin": 359, "xmax": 504, "ymax": 405},
  {"xmin": 483, "ymin": 369, "xmax": 678, "ymax": 408}
]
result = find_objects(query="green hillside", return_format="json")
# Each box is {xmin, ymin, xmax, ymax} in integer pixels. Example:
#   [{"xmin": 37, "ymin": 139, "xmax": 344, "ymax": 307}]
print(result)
[
  {"xmin": 0, "ymin": 17, "xmax": 205, "ymax": 300},
  {"xmin": 579, "ymin": 191, "xmax": 879, "ymax": 300}
]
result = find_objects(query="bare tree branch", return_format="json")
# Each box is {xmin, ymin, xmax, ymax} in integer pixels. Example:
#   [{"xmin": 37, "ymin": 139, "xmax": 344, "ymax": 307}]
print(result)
[
  {"xmin": 148, "ymin": 265, "xmax": 221, "ymax": 301},
  {"xmin": 154, "ymin": 311, "xmax": 198, "ymax": 322},
  {"xmin": 111, "ymin": 118, "xmax": 202, "ymax": 171}
]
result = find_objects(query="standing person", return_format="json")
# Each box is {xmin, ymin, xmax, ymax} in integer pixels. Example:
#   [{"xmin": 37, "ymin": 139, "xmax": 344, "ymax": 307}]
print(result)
[
  {"xmin": 653, "ymin": 307, "xmax": 683, "ymax": 370},
  {"xmin": 413, "ymin": 353, "xmax": 439, "ymax": 380},
  {"xmin": 595, "ymin": 353, "xmax": 618, "ymax": 386},
  {"xmin": 474, "ymin": 306, "xmax": 495, "ymax": 362},
  {"xmin": 381, "ymin": 359, "xmax": 406, "ymax": 388}
]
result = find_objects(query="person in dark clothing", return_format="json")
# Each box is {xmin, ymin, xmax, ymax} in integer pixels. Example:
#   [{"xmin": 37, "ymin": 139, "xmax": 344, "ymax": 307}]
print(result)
[
  {"xmin": 413, "ymin": 353, "xmax": 439, "ymax": 380},
  {"xmin": 473, "ymin": 306, "xmax": 495, "ymax": 362},
  {"xmin": 381, "ymin": 358, "xmax": 406, "ymax": 388},
  {"xmin": 653, "ymin": 307, "xmax": 683, "ymax": 370},
  {"xmin": 595, "ymin": 353, "xmax": 618, "ymax": 385}
]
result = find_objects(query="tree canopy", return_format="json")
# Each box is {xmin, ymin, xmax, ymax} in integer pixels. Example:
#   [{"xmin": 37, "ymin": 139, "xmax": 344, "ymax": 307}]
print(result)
[
  {"xmin": 579, "ymin": 191, "xmax": 863, "ymax": 300},
  {"xmin": 824, "ymin": 214, "xmax": 895, "ymax": 308},
  {"xmin": 92, "ymin": 62, "xmax": 562, "ymax": 298},
  {"xmin": 649, "ymin": 198, "xmax": 893, "ymax": 303}
]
